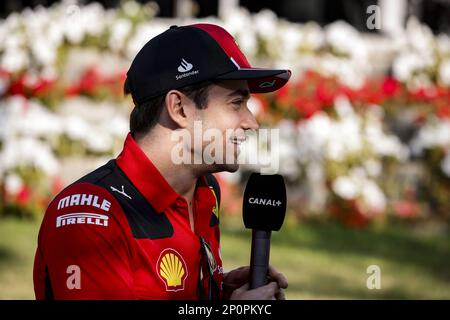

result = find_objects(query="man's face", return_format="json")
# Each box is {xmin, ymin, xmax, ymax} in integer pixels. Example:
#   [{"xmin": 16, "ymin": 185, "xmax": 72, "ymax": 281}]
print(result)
[{"xmin": 186, "ymin": 80, "xmax": 259, "ymax": 173}]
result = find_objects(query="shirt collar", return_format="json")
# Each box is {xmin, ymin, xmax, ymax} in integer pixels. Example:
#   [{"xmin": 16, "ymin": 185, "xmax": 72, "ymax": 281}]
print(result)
[
  {"xmin": 116, "ymin": 133, "xmax": 216, "ymax": 215},
  {"xmin": 116, "ymin": 133, "xmax": 180, "ymax": 213}
]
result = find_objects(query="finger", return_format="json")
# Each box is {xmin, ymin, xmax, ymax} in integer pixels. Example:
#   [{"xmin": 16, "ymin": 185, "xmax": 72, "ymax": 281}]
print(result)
[
  {"xmin": 268, "ymin": 265, "xmax": 288, "ymax": 289},
  {"xmin": 235, "ymin": 282, "xmax": 249, "ymax": 294},
  {"xmin": 224, "ymin": 266, "xmax": 251, "ymax": 291},
  {"xmin": 276, "ymin": 288, "xmax": 286, "ymax": 300},
  {"xmin": 229, "ymin": 266, "xmax": 250, "ymax": 282},
  {"xmin": 236, "ymin": 266, "xmax": 250, "ymax": 278},
  {"xmin": 262, "ymin": 281, "xmax": 280, "ymax": 299}
]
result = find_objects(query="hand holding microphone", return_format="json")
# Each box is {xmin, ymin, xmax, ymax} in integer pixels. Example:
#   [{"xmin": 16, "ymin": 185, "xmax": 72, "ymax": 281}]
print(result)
[
  {"xmin": 226, "ymin": 172, "xmax": 287, "ymax": 300},
  {"xmin": 243, "ymin": 172, "xmax": 287, "ymax": 289}
]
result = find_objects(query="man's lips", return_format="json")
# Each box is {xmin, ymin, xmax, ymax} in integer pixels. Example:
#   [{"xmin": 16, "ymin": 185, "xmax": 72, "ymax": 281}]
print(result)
[{"xmin": 229, "ymin": 136, "xmax": 247, "ymax": 146}]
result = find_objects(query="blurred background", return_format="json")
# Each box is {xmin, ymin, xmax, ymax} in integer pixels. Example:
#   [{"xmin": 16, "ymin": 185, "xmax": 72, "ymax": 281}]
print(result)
[{"xmin": 0, "ymin": 0, "xmax": 449, "ymax": 299}]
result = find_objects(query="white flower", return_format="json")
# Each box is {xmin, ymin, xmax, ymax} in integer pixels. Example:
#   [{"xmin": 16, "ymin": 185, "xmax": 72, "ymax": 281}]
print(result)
[
  {"xmin": 222, "ymin": 8, "xmax": 256, "ymax": 58},
  {"xmin": 235, "ymin": 31, "xmax": 257, "ymax": 58},
  {"xmin": 325, "ymin": 21, "xmax": 367, "ymax": 61},
  {"xmin": 277, "ymin": 124, "xmax": 300, "ymax": 178},
  {"xmin": 349, "ymin": 167, "xmax": 366, "ymax": 180},
  {"xmin": 109, "ymin": 18, "xmax": 132, "ymax": 52},
  {"xmin": 5, "ymin": 173, "xmax": 24, "ymax": 195},
  {"xmin": 438, "ymin": 59, "xmax": 450, "ymax": 86},
  {"xmin": 393, "ymin": 52, "xmax": 425, "ymax": 82},
  {"xmin": 365, "ymin": 117, "xmax": 409, "ymax": 161},
  {"xmin": 0, "ymin": 137, "xmax": 60, "ymax": 176},
  {"xmin": 126, "ymin": 21, "xmax": 169, "ymax": 59},
  {"xmin": 361, "ymin": 180, "xmax": 386, "ymax": 213},
  {"xmin": 441, "ymin": 152, "xmax": 450, "ymax": 177},
  {"xmin": 332, "ymin": 176, "xmax": 358, "ymax": 200},
  {"xmin": 364, "ymin": 159, "xmax": 382, "ymax": 177},
  {"xmin": 327, "ymin": 98, "xmax": 363, "ymax": 159},
  {"xmin": 1, "ymin": 47, "xmax": 29, "ymax": 73},
  {"xmin": 81, "ymin": 2, "xmax": 106, "ymax": 37},
  {"xmin": 63, "ymin": 16, "xmax": 85, "ymax": 44},
  {"xmin": 222, "ymin": 7, "xmax": 252, "ymax": 37},
  {"xmin": 64, "ymin": 115, "xmax": 91, "ymax": 141},
  {"xmin": 122, "ymin": 0, "xmax": 141, "ymax": 17},
  {"xmin": 279, "ymin": 24, "xmax": 302, "ymax": 51},
  {"xmin": 411, "ymin": 117, "xmax": 450, "ymax": 155},
  {"xmin": 301, "ymin": 23, "xmax": 325, "ymax": 51},
  {"xmin": 296, "ymin": 112, "xmax": 331, "ymax": 163},
  {"xmin": 107, "ymin": 115, "xmax": 129, "ymax": 137},
  {"xmin": 0, "ymin": 13, "xmax": 21, "ymax": 50},
  {"xmin": 405, "ymin": 17, "xmax": 435, "ymax": 56},
  {"xmin": 60, "ymin": 1, "xmax": 108, "ymax": 45},
  {"xmin": 17, "ymin": 99, "xmax": 63, "ymax": 137},
  {"xmin": 253, "ymin": 9, "xmax": 278, "ymax": 43},
  {"xmin": 437, "ymin": 34, "xmax": 450, "ymax": 55},
  {"xmin": 85, "ymin": 130, "xmax": 113, "ymax": 153},
  {"xmin": 31, "ymin": 39, "xmax": 57, "ymax": 69}
]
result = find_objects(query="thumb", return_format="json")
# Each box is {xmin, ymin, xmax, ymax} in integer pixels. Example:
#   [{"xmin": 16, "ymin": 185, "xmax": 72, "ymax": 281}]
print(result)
[
  {"xmin": 230, "ymin": 283, "xmax": 249, "ymax": 300},
  {"xmin": 235, "ymin": 283, "xmax": 249, "ymax": 293}
]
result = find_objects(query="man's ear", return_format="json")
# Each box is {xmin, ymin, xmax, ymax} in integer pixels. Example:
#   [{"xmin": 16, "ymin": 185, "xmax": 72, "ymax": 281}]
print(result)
[{"xmin": 164, "ymin": 90, "xmax": 190, "ymax": 128}]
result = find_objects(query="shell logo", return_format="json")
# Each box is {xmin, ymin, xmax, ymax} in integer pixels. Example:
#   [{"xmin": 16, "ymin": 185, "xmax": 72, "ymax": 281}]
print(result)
[
  {"xmin": 210, "ymin": 188, "xmax": 219, "ymax": 219},
  {"xmin": 157, "ymin": 248, "xmax": 188, "ymax": 291}
]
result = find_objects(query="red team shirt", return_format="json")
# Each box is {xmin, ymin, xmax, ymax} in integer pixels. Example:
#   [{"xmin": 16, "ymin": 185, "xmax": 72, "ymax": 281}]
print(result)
[{"xmin": 33, "ymin": 133, "xmax": 224, "ymax": 299}]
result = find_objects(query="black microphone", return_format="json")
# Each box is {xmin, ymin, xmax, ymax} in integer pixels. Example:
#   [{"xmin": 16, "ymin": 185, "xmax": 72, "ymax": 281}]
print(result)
[{"xmin": 243, "ymin": 172, "xmax": 287, "ymax": 289}]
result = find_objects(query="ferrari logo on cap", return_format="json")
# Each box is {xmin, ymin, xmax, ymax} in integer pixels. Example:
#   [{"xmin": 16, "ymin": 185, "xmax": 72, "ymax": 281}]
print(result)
[
  {"xmin": 157, "ymin": 248, "xmax": 188, "ymax": 291},
  {"xmin": 259, "ymin": 80, "xmax": 276, "ymax": 88}
]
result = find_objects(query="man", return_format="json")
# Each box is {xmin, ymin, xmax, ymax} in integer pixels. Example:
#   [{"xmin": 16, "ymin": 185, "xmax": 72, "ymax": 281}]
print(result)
[{"xmin": 33, "ymin": 23, "xmax": 291, "ymax": 300}]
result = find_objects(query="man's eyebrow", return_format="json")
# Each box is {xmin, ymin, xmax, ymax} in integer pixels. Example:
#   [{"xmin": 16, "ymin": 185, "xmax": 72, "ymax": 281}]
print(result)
[{"xmin": 227, "ymin": 89, "xmax": 250, "ymax": 99}]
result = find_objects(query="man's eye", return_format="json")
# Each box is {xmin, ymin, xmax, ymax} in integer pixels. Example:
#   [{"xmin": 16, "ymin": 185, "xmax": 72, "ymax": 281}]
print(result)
[{"xmin": 232, "ymin": 100, "xmax": 244, "ymax": 107}]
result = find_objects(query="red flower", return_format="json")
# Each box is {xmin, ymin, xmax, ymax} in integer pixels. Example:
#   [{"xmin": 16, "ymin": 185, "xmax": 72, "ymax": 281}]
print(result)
[
  {"xmin": 315, "ymin": 82, "xmax": 335, "ymax": 106},
  {"xmin": 17, "ymin": 185, "xmax": 32, "ymax": 205},
  {"xmin": 31, "ymin": 78, "xmax": 55, "ymax": 96},
  {"xmin": 52, "ymin": 177, "xmax": 65, "ymax": 195},
  {"xmin": 78, "ymin": 68, "xmax": 100, "ymax": 95},
  {"xmin": 64, "ymin": 85, "xmax": 80, "ymax": 96},
  {"xmin": 8, "ymin": 75, "xmax": 27, "ymax": 96},
  {"xmin": 381, "ymin": 77, "xmax": 400, "ymax": 97},
  {"xmin": 294, "ymin": 96, "xmax": 319, "ymax": 119},
  {"xmin": 436, "ymin": 105, "xmax": 450, "ymax": 119},
  {"xmin": 274, "ymin": 83, "xmax": 291, "ymax": 106},
  {"xmin": 329, "ymin": 198, "xmax": 369, "ymax": 228},
  {"xmin": 394, "ymin": 200, "xmax": 419, "ymax": 218}
]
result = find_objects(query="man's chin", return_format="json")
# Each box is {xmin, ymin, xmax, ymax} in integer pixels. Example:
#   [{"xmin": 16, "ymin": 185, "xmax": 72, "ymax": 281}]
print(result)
[{"xmin": 210, "ymin": 163, "xmax": 239, "ymax": 173}]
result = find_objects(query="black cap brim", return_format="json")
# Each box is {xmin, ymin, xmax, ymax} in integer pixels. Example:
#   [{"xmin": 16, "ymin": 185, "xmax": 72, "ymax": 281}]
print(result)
[{"xmin": 215, "ymin": 69, "xmax": 291, "ymax": 93}]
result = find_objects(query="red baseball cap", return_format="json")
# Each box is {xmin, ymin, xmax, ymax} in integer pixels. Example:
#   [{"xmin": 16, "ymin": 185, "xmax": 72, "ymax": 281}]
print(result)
[{"xmin": 126, "ymin": 23, "xmax": 291, "ymax": 105}]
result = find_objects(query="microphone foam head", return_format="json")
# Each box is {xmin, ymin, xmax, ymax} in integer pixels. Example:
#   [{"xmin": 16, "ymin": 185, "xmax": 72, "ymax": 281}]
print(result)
[{"xmin": 243, "ymin": 172, "xmax": 287, "ymax": 231}]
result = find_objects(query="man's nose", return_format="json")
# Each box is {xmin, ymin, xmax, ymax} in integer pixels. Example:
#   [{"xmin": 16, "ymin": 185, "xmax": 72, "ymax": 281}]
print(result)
[{"xmin": 241, "ymin": 107, "xmax": 260, "ymax": 131}]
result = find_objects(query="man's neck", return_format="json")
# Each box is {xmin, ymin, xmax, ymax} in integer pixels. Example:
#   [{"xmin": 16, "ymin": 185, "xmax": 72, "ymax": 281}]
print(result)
[{"xmin": 136, "ymin": 130, "xmax": 198, "ymax": 204}]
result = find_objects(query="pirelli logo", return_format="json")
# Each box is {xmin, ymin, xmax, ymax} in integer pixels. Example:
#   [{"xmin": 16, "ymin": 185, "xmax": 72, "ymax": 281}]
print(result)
[{"xmin": 56, "ymin": 213, "xmax": 109, "ymax": 228}]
